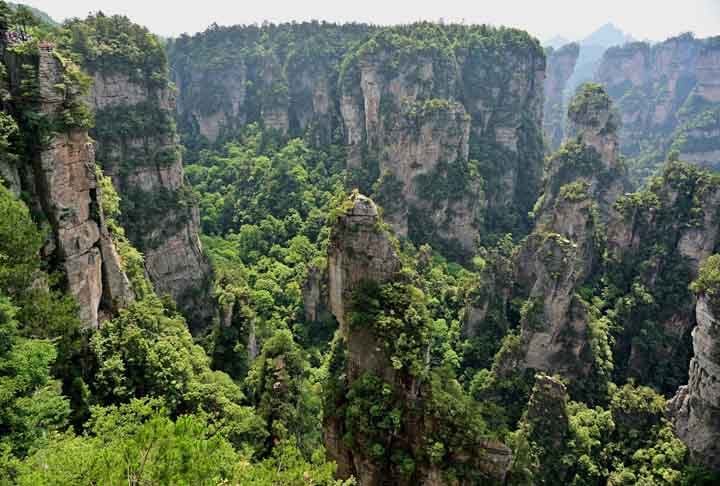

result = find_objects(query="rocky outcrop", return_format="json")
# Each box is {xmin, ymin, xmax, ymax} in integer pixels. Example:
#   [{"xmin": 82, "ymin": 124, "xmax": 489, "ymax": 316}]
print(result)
[
  {"xmin": 511, "ymin": 84, "xmax": 625, "ymax": 379},
  {"xmin": 170, "ymin": 23, "xmax": 373, "ymax": 146},
  {"xmin": 3, "ymin": 48, "xmax": 134, "ymax": 328},
  {"xmin": 324, "ymin": 194, "xmax": 511, "ymax": 485},
  {"xmin": 595, "ymin": 34, "xmax": 720, "ymax": 174},
  {"xmin": 325, "ymin": 194, "xmax": 402, "ymax": 480},
  {"xmin": 566, "ymin": 83, "xmax": 621, "ymax": 169},
  {"xmin": 543, "ymin": 43, "xmax": 580, "ymax": 150},
  {"xmin": 341, "ymin": 27, "xmax": 545, "ymax": 255},
  {"xmin": 605, "ymin": 163, "xmax": 720, "ymax": 392},
  {"xmin": 374, "ymin": 100, "xmax": 481, "ymax": 250},
  {"xmin": 327, "ymin": 193, "xmax": 401, "ymax": 334},
  {"xmin": 302, "ymin": 265, "xmax": 327, "ymax": 323},
  {"xmin": 514, "ymin": 85, "xmax": 719, "ymax": 393},
  {"xmin": 77, "ymin": 18, "xmax": 213, "ymax": 329},
  {"xmin": 669, "ymin": 296, "xmax": 720, "ymax": 470},
  {"xmin": 169, "ymin": 23, "xmax": 546, "ymax": 259}
]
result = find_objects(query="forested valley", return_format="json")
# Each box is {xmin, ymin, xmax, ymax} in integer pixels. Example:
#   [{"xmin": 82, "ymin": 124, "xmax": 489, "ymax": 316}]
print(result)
[{"xmin": 0, "ymin": 3, "xmax": 719, "ymax": 484}]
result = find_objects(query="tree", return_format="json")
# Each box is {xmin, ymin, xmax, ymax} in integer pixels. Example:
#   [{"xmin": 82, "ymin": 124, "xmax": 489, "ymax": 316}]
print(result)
[
  {"xmin": 16, "ymin": 400, "xmax": 240, "ymax": 485},
  {"xmin": 11, "ymin": 6, "xmax": 39, "ymax": 37},
  {"xmin": 0, "ymin": 1, "xmax": 12, "ymax": 32},
  {"xmin": 245, "ymin": 329, "xmax": 322, "ymax": 455},
  {"xmin": 0, "ymin": 295, "xmax": 69, "ymax": 475},
  {"xmin": 0, "ymin": 183, "xmax": 43, "ymax": 294}
]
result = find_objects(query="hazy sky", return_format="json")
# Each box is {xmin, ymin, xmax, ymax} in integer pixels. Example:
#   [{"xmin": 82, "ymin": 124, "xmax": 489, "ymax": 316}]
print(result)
[{"xmin": 23, "ymin": 0, "xmax": 720, "ymax": 42}]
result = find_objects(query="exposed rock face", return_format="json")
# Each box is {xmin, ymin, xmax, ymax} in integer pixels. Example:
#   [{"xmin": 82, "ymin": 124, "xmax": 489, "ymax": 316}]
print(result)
[
  {"xmin": 83, "ymin": 54, "xmax": 212, "ymax": 329},
  {"xmin": 302, "ymin": 265, "xmax": 326, "ymax": 323},
  {"xmin": 325, "ymin": 194, "xmax": 401, "ymax": 480},
  {"xmin": 376, "ymin": 101, "xmax": 480, "ymax": 249},
  {"xmin": 340, "ymin": 55, "xmax": 480, "ymax": 251},
  {"xmin": 341, "ymin": 29, "xmax": 545, "ymax": 255},
  {"xmin": 595, "ymin": 34, "xmax": 720, "ymax": 174},
  {"xmin": 566, "ymin": 83, "xmax": 620, "ymax": 169},
  {"xmin": 669, "ymin": 296, "xmax": 720, "ymax": 470},
  {"xmin": 4, "ymin": 49, "xmax": 134, "ymax": 328},
  {"xmin": 327, "ymin": 194, "xmax": 401, "ymax": 334},
  {"xmin": 512, "ymin": 84, "xmax": 625, "ymax": 378},
  {"xmin": 170, "ymin": 24, "xmax": 372, "ymax": 146},
  {"xmin": 169, "ymin": 24, "xmax": 546, "ymax": 259},
  {"xmin": 543, "ymin": 43, "xmax": 580, "ymax": 150},
  {"xmin": 605, "ymin": 164, "xmax": 720, "ymax": 391},
  {"xmin": 325, "ymin": 194, "xmax": 511, "ymax": 485}
]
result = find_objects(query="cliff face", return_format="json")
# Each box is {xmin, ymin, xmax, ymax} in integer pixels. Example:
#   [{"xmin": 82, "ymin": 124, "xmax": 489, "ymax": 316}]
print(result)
[
  {"xmin": 505, "ymin": 83, "xmax": 720, "ymax": 396},
  {"xmin": 595, "ymin": 34, "xmax": 720, "ymax": 177},
  {"xmin": 324, "ymin": 193, "xmax": 511, "ymax": 485},
  {"xmin": 543, "ymin": 43, "xmax": 580, "ymax": 150},
  {"xmin": 341, "ymin": 27, "xmax": 545, "ymax": 255},
  {"xmin": 68, "ymin": 16, "xmax": 212, "ymax": 329},
  {"xmin": 670, "ymin": 296, "xmax": 720, "ymax": 470},
  {"xmin": 1, "ymin": 46, "xmax": 133, "ymax": 328},
  {"xmin": 327, "ymin": 194, "xmax": 401, "ymax": 336},
  {"xmin": 324, "ymin": 194, "xmax": 402, "ymax": 481},
  {"xmin": 169, "ymin": 23, "xmax": 373, "ymax": 146},
  {"xmin": 511, "ymin": 84, "xmax": 625, "ymax": 380},
  {"xmin": 169, "ymin": 23, "xmax": 546, "ymax": 260},
  {"xmin": 605, "ymin": 163, "xmax": 720, "ymax": 393}
]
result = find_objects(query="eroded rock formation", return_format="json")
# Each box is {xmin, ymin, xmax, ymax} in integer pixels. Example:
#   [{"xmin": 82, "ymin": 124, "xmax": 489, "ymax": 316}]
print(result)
[
  {"xmin": 595, "ymin": 33, "xmax": 720, "ymax": 173},
  {"xmin": 169, "ymin": 24, "xmax": 546, "ymax": 259},
  {"xmin": 324, "ymin": 193, "xmax": 512, "ymax": 485},
  {"xmin": 543, "ymin": 43, "xmax": 580, "ymax": 150},
  {"xmin": 606, "ymin": 164, "xmax": 720, "ymax": 392},
  {"xmin": 78, "ymin": 22, "xmax": 213, "ymax": 329},
  {"xmin": 511, "ymin": 84, "xmax": 625, "ymax": 378},
  {"xmin": 670, "ymin": 296, "xmax": 720, "ymax": 470},
  {"xmin": 327, "ymin": 193, "xmax": 401, "ymax": 336},
  {"xmin": 340, "ymin": 28, "xmax": 545, "ymax": 255},
  {"xmin": 2, "ymin": 48, "xmax": 134, "ymax": 328}
]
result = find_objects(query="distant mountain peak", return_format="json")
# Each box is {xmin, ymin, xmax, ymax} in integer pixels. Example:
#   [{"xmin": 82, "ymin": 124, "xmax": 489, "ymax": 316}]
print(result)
[{"xmin": 581, "ymin": 22, "xmax": 634, "ymax": 47}]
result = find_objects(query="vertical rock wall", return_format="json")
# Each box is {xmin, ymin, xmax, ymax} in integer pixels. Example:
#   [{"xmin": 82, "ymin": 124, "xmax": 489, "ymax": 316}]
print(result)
[
  {"xmin": 670, "ymin": 296, "xmax": 720, "ymax": 470},
  {"xmin": 512, "ymin": 84, "xmax": 625, "ymax": 378},
  {"xmin": 595, "ymin": 34, "xmax": 720, "ymax": 173},
  {"xmin": 4, "ymin": 48, "xmax": 134, "ymax": 328},
  {"xmin": 82, "ymin": 48, "xmax": 213, "ymax": 329},
  {"xmin": 543, "ymin": 43, "xmax": 580, "ymax": 150}
]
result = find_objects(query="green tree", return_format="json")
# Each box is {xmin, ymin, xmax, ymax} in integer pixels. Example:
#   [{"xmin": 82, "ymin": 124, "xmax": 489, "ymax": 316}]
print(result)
[
  {"xmin": 0, "ymin": 295, "xmax": 69, "ymax": 473},
  {"xmin": 16, "ymin": 400, "xmax": 239, "ymax": 485}
]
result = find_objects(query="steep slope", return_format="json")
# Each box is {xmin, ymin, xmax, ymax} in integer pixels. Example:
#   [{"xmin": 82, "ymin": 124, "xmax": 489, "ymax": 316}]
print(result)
[
  {"xmin": 169, "ymin": 23, "xmax": 546, "ymax": 260},
  {"xmin": 341, "ymin": 25, "xmax": 545, "ymax": 256},
  {"xmin": 63, "ymin": 15, "xmax": 212, "ymax": 328},
  {"xmin": 595, "ymin": 33, "xmax": 720, "ymax": 179},
  {"xmin": 543, "ymin": 42, "xmax": 579, "ymax": 149},
  {"xmin": 508, "ymin": 84, "xmax": 625, "ymax": 391},
  {"xmin": 604, "ymin": 162, "xmax": 720, "ymax": 393},
  {"xmin": 1, "ymin": 38, "xmax": 133, "ymax": 328},
  {"xmin": 323, "ymin": 193, "xmax": 511, "ymax": 485},
  {"xmin": 670, "ymin": 259, "xmax": 720, "ymax": 470},
  {"xmin": 495, "ymin": 82, "xmax": 720, "ymax": 398},
  {"xmin": 169, "ymin": 22, "xmax": 374, "ymax": 147}
]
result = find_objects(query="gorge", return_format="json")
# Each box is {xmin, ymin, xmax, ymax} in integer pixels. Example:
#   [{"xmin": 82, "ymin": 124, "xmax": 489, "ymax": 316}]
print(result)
[{"xmin": 0, "ymin": 3, "xmax": 719, "ymax": 484}]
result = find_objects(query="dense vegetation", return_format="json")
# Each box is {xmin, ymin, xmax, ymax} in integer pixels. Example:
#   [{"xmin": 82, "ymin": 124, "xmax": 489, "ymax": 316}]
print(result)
[
  {"xmin": 1, "ymin": 3, "xmax": 719, "ymax": 484},
  {"xmin": 598, "ymin": 33, "xmax": 720, "ymax": 182}
]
